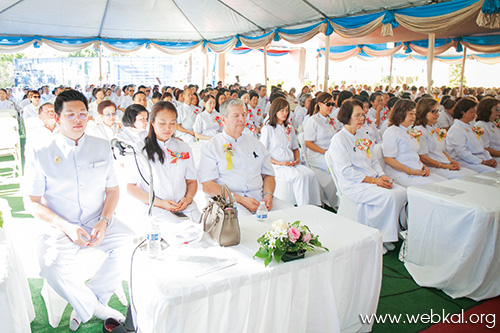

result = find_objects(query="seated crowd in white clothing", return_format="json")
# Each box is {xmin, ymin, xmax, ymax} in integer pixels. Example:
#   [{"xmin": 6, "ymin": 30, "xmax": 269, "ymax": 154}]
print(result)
[{"xmin": 3, "ymin": 80, "xmax": 499, "ymax": 330}]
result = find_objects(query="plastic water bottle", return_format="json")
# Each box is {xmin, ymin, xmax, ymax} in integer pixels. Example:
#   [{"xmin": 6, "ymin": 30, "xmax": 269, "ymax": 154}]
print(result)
[
  {"xmin": 256, "ymin": 201, "xmax": 268, "ymax": 222},
  {"xmin": 147, "ymin": 218, "xmax": 161, "ymax": 259}
]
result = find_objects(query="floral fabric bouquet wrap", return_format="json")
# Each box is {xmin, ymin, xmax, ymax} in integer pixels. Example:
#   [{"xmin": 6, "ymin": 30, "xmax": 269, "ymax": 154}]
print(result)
[{"xmin": 254, "ymin": 219, "xmax": 328, "ymax": 266}]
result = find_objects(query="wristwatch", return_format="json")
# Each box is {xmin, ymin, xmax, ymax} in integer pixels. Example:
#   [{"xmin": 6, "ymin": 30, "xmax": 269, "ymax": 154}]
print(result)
[{"xmin": 99, "ymin": 216, "xmax": 111, "ymax": 227}]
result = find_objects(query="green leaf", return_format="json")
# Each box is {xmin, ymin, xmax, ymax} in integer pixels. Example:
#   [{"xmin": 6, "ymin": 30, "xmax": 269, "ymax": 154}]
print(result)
[
  {"xmin": 254, "ymin": 247, "xmax": 269, "ymax": 259},
  {"xmin": 264, "ymin": 251, "xmax": 273, "ymax": 267},
  {"xmin": 274, "ymin": 247, "xmax": 286, "ymax": 263}
]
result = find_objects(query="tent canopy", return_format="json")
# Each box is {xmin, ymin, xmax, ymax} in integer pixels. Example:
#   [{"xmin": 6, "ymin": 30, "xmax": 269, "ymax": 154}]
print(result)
[{"xmin": 0, "ymin": 0, "xmax": 499, "ymax": 54}]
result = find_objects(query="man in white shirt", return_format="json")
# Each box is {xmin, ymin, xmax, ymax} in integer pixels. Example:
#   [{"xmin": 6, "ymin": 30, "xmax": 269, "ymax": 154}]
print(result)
[
  {"xmin": 40, "ymin": 85, "xmax": 54, "ymax": 103},
  {"xmin": 0, "ymin": 88, "xmax": 15, "ymax": 109},
  {"xmin": 256, "ymin": 85, "xmax": 268, "ymax": 111},
  {"xmin": 24, "ymin": 90, "xmax": 133, "ymax": 331},
  {"xmin": 24, "ymin": 102, "xmax": 59, "ymax": 148},
  {"xmin": 198, "ymin": 99, "xmax": 292, "ymax": 215},
  {"xmin": 176, "ymin": 88, "xmax": 197, "ymax": 142},
  {"xmin": 119, "ymin": 85, "xmax": 135, "ymax": 111}
]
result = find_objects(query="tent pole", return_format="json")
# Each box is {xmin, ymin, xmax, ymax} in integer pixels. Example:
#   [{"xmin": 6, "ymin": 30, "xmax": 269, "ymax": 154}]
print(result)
[
  {"xmin": 426, "ymin": 33, "xmax": 435, "ymax": 94},
  {"xmin": 202, "ymin": 52, "xmax": 207, "ymax": 88},
  {"xmin": 299, "ymin": 48, "xmax": 306, "ymax": 88},
  {"xmin": 316, "ymin": 54, "xmax": 319, "ymax": 89},
  {"xmin": 98, "ymin": 42, "xmax": 103, "ymax": 86},
  {"xmin": 218, "ymin": 53, "xmax": 225, "ymax": 85},
  {"xmin": 389, "ymin": 53, "xmax": 394, "ymax": 90},
  {"xmin": 188, "ymin": 52, "xmax": 193, "ymax": 83},
  {"xmin": 323, "ymin": 36, "xmax": 330, "ymax": 92},
  {"xmin": 263, "ymin": 45, "xmax": 268, "ymax": 88},
  {"xmin": 459, "ymin": 46, "xmax": 467, "ymax": 97}
]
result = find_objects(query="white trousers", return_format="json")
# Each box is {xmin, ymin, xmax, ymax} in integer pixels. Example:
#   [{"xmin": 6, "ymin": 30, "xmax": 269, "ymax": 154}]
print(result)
[
  {"xmin": 37, "ymin": 219, "xmax": 134, "ymax": 323},
  {"xmin": 274, "ymin": 164, "xmax": 321, "ymax": 206},
  {"xmin": 457, "ymin": 159, "xmax": 500, "ymax": 173}
]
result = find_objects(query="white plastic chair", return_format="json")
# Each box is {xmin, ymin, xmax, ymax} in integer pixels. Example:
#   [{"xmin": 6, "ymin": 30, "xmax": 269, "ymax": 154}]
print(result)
[
  {"xmin": 297, "ymin": 132, "xmax": 310, "ymax": 167},
  {"xmin": 0, "ymin": 117, "xmax": 22, "ymax": 191},
  {"xmin": 325, "ymin": 151, "xmax": 359, "ymax": 220}
]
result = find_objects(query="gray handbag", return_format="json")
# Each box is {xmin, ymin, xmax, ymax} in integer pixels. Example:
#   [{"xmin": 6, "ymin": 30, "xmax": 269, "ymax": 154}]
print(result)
[{"xmin": 201, "ymin": 184, "xmax": 240, "ymax": 246}]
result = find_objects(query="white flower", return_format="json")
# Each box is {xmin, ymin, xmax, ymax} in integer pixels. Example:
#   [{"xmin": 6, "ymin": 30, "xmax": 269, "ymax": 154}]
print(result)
[{"xmin": 272, "ymin": 219, "xmax": 288, "ymax": 231}]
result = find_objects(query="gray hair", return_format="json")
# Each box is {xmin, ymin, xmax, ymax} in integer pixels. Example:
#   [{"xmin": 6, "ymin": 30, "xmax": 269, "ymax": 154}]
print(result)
[
  {"xmin": 299, "ymin": 93, "xmax": 312, "ymax": 107},
  {"xmin": 220, "ymin": 98, "xmax": 245, "ymax": 117}
]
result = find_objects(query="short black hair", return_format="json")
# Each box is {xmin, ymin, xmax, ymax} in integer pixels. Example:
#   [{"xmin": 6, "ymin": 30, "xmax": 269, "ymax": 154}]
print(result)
[
  {"xmin": 249, "ymin": 91, "xmax": 259, "ymax": 100},
  {"xmin": 337, "ymin": 90, "xmax": 353, "ymax": 108},
  {"xmin": 338, "ymin": 99, "xmax": 364, "ymax": 125},
  {"xmin": 54, "ymin": 90, "xmax": 88, "ymax": 116},
  {"xmin": 133, "ymin": 91, "xmax": 146, "ymax": 100},
  {"xmin": 122, "ymin": 104, "xmax": 148, "ymax": 127}
]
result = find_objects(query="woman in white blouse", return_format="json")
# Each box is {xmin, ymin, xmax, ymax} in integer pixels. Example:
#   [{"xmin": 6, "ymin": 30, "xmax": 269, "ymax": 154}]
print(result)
[
  {"xmin": 127, "ymin": 101, "xmax": 200, "ymax": 225},
  {"xmin": 446, "ymin": 98, "xmax": 499, "ymax": 173},
  {"xmin": 292, "ymin": 93, "xmax": 312, "ymax": 130},
  {"xmin": 327, "ymin": 100, "xmax": 406, "ymax": 253},
  {"xmin": 87, "ymin": 100, "xmax": 122, "ymax": 142},
  {"xmin": 476, "ymin": 97, "xmax": 500, "ymax": 162},
  {"xmin": 193, "ymin": 95, "xmax": 222, "ymax": 141},
  {"xmin": 415, "ymin": 98, "xmax": 476, "ymax": 179},
  {"xmin": 116, "ymin": 104, "xmax": 149, "ymax": 151},
  {"xmin": 88, "ymin": 88, "xmax": 105, "ymax": 122},
  {"xmin": 304, "ymin": 92, "xmax": 339, "ymax": 207},
  {"xmin": 260, "ymin": 97, "xmax": 321, "ymax": 206},
  {"xmin": 383, "ymin": 99, "xmax": 446, "ymax": 187}
]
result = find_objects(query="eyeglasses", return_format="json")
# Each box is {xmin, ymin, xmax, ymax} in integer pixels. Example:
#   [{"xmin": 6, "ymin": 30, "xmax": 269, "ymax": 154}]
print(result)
[
  {"xmin": 33, "ymin": 96, "xmax": 40, "ymax": 99},
  {"xmin": 322, "ymin": 102, "xmax": 334, "ymax": 107},
  {"xmin": 64, "ymin": 112, "xmax": 89, "ymax": 120},
  {"xmin": 430, "ymin": 109, "xmax": 439, "ymax": 114},
  {"xmin": 353, "ymin": 113, "xmax": 366, "ymax": 119},
  {"xmin": 103, "ymin": 112, "xmax": 117, "ymax": 117}
]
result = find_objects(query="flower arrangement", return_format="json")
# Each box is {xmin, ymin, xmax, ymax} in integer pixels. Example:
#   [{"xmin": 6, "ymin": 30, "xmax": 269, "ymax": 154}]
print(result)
[
  {"xmin": 166, "ymin": 148, "xmax": 190, "ymax": 164},
  {"xmin": 194, "ymin": 108, "xmax": 201, "ymax": 115},
  {"xmin": 254, "ymin": 219, "xmax": 328, "ymax": 267},
  {"xmin": 365, "ymin": 117, "xmax": 373, "ymax": 125},
  {"xmin": 246, "ymin": 122, "xmax": 257, "ymax": 133},
  {"xmin": 472, "ymin": 126, "xmax": 484, "ymax": 139},
  {"xmin": 285, "ymin": 123, "xmax": 293, "ymax": 141},
  {"xmin": 256, "ymin": 108, "xmax": 262, "ymax": 116},
  {"xmin": 494, "ymin": 118, "xmax": 500, "ymax": 130},
  {"xmin": 223, "ymin": 143, "xmax": 234, "ymax": 170},
  {"xmin": 354, "ymin": 138, "xmax": 373, "ymax": 158},
  {"xmin": 248, "ymin": 113, "xmax": 254, "ymax": 122},
  {"xmin": 326, "ymin": 116, "xmax": 335, "ymax": 127},
  {"xmin": 433, "ymin": 128, "xmax": 447, "ymax": 142},
  {"xmin": 214, "ymin": 115, "xmax": 223, "ymax": 127},
  {"xmin": 408, "ymin": 127, "xmax": 423, "ymax": 143}
]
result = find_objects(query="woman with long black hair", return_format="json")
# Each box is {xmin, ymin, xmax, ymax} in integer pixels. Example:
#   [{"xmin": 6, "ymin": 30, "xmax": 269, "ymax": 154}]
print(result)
[{"xmin": 126, "ymin": 101, "xmax": 201, "ymax": 224}]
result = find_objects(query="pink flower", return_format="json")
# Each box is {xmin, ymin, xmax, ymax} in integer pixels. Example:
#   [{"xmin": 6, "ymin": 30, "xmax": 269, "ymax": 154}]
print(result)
[
  {"xmin": 302, "ymin": 232, "xmax": 311, "ymax": 243},
  {"xmin": 288, "ymin": 227, "xmax": 301, "ymax": 243}
]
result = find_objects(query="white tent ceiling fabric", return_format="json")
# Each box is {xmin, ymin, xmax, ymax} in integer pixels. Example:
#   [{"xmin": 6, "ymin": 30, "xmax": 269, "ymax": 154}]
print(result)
[{"xmin": 0, "ymin": 0, "xmax": 431, "ymax": 41}]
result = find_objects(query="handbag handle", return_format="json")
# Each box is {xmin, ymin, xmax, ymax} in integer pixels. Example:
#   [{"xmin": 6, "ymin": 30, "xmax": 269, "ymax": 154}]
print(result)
[{"xmin": 221, "ymin": 184, "xmax": 235, "ymax": 206}]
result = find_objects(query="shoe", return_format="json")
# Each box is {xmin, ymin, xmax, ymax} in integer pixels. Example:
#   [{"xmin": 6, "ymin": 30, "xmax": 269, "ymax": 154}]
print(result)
[
  {"xmin": 94, "ymin": 302, "xmax": 126, "ymax": 322},
  {"xmin": 69, "ymin": 310, "xmax": 81, "ymax": 331},
  {"xmin": 384, "ymin": 242, "xmax": 396, "ymax": 251},
  {"xmin": 382, "ymin": 246, "xmax": 388, "ymax": 255},
  {"xmin": 103, "ymin": 318, "xmax": 128, "ymax": 333}
]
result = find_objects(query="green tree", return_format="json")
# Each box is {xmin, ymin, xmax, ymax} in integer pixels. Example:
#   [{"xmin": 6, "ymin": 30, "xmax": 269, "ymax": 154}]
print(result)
[
  {"xmin": 449, "ymin": 64, "xmax": 466, "ymax": 87},
  {"xmin": 68, "ymin": 49, "xmax": 99, "ymax": 57},
  {"xmin": 0, "ymin": 53, "xmax": 25, "ymax": 87}
]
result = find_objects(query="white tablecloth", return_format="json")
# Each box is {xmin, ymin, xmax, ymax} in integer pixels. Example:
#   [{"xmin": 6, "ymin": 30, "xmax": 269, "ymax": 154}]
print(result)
[
  {"xmin": 0, "ymin": 198, "xmax": 35, "ymax": 332},
  {"xmin": 132, "ymin": 205, "xmax": 383, "ymax": 333},
  {"xmin": 405, "ymin": 174, "xmax": 500, "ymax": 301}
]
